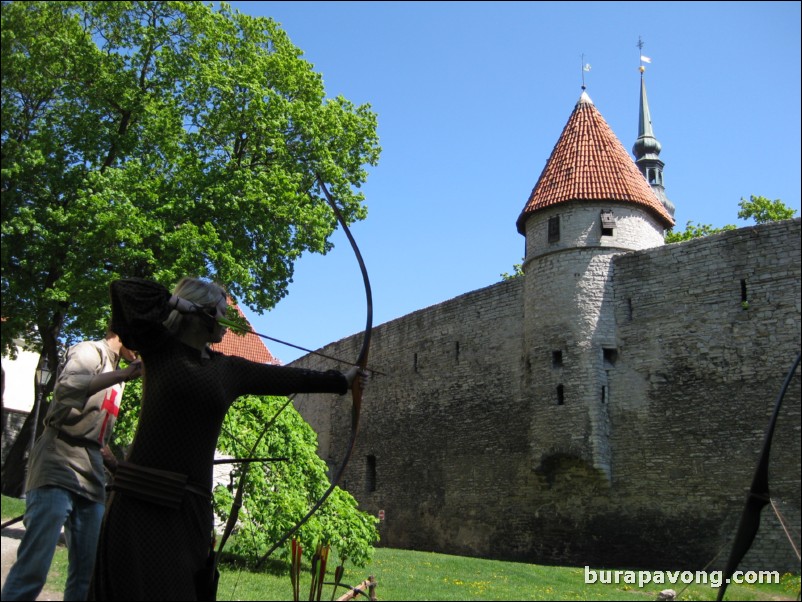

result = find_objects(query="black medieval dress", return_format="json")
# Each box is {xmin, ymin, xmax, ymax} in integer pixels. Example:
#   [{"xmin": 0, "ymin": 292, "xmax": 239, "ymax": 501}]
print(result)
[{"xmin": 89, "ymin": 278, "xmax": 347, "ymax": 601}]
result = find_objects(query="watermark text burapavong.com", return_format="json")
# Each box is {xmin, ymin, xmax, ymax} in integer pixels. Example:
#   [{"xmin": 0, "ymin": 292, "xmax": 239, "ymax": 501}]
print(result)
[{"xmin": 584, "ymin": 567, "xmax": 780, "ymax": 589}]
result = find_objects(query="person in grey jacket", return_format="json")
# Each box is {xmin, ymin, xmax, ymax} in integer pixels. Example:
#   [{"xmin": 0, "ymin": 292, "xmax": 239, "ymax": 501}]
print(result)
[{"xmin": 1, "ymin": 330, "xmax": 141, "ymax": 601}]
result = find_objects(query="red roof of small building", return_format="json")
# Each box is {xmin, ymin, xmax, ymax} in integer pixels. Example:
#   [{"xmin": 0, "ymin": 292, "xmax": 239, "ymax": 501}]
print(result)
[
  {"xmin": 210, "ymin": 303, "xmax": 281, "ymax": 365},
  {"xmin": 516, "ymin": 91, "xmax": 675, "ymax": 233}
]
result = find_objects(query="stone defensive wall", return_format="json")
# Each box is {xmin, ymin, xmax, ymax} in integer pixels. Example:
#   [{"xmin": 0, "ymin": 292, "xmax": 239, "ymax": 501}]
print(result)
[{"xmin": 292, "ymin": 218, "xmax": 800, "ymax": 572}]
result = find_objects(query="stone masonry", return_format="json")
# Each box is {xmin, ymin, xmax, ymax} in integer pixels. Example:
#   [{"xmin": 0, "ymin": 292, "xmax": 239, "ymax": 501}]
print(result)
[{"xmin": 292, "ymin": 218, "xmax": 801, "ymax": 571}]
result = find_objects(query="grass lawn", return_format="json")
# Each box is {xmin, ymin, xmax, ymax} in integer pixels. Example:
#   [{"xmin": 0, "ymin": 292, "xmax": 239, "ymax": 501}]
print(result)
[
  {"xmin": 3, "ymin": 495, "xmax": 798, "ymax": 600},
  {"xmin": 216, "ymin": 546, "xmax": 799, "ymax": 601}
]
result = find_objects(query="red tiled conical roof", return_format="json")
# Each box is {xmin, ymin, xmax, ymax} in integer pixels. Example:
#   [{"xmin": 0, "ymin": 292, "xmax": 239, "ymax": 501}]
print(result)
[
  {"xmin": 516, "ymin": 91, "xmax": 675, "ymax": 234},
  {"xmin": 210, "ymin": 303, "xmax": 281, "ymax": 365}
]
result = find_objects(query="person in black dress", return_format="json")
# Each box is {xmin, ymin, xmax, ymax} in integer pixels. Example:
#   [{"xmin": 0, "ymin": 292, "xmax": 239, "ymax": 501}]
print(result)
[{"xmin": 89, "ymin": 277, "xmax": 361, "ymax": 600}]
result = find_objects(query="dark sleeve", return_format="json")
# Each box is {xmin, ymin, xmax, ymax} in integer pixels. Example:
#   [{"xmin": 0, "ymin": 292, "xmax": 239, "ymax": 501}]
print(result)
[
  {"xmin": 109, "ymin": 278, "xmax": 173, "ymax": 352},
  {"xmin": 225, "ymin": 356, "xmax": 349, "ymax": 397}
]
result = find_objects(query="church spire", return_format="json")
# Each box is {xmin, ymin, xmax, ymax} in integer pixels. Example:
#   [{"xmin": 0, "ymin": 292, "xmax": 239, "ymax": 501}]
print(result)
[{"xmin": 632, "ymin": 45, "xmax": 675, "ymax": 217}]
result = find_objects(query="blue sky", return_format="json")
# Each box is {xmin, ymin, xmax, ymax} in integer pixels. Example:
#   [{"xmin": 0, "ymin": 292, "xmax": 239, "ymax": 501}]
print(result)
[{"xmin": 226, "ymin": 1, "xmax": 801, "ymax": 365}]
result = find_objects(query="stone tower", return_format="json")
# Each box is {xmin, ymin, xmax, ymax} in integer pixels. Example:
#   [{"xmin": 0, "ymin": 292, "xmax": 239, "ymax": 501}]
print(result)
[{"xmin": 516, "ymin": 90, "xmax": 675, "ymax": 480}]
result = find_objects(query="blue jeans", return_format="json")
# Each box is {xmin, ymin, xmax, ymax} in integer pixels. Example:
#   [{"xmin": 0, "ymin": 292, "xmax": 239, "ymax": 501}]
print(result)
[{"xmin": 1, "ymin": 486, "xmax": 105, "ymax": 601}]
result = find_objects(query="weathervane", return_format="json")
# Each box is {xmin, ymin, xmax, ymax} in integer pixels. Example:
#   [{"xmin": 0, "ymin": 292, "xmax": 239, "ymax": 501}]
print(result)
[
  {"xmin": 637, "ymin": 36, "xmax": 651, "ymax": 73},
  {"xmin": 581, "ymin": 53, "xmax": 591, "ymax": 90}
]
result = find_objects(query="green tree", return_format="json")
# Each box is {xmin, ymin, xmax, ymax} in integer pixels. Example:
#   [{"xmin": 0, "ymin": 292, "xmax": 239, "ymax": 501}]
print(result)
[
  {"xmin": 664, "ymin": 196, "xmax": 797, "ymax": 243},
  {"xmin": 213, "ymin": 394, "xmax": 379, "ymax": 567},
  {"xmin": 737, "ymin": 194, "xmax": 798, "ymax": 224},
  {"xmin": 500, "ymin": 260, "xmax": 523, "ymax": 281},
  {"xmin": 664, "ymin": 221, "xmax": 736, "ymax": 243},
  {"xmin": 2, "ymin": 0, "xmax": 379, "ymax": 359},
  {"xmin": 1, "ymin": 0, "xmax": 380, "ymax": 558}
]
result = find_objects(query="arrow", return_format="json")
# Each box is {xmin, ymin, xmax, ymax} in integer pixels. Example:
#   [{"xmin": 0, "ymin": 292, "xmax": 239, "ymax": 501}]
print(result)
[{"xmin": 216, "ymin": 316, "xmax": 386, "ymax": 375}]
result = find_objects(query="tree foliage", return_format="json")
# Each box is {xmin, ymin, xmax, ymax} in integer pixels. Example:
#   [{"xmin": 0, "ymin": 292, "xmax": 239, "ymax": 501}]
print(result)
[
  {"xmin": 213, "ymin": 394, "xmax": 379, "ymax": 567},
  {"xmin": 664, "ymin": 195, "xmax": 797, "ymax": 243},
  {"xmin": 664, "ymin": 221, "xmax": 737, "ymax": 243},
  {"xmin": 500, "ymin": 260, "xmax": 523, "ymax": 281},
  {"xmin": 737, "ymin": 195, "xmax": 798, "ymax": 224},
  {"xmin": 1, "ymin": 0, "xmax": 381, "ymax": 559},
  {"xmin": 1, "ymin": 0, "xmax": 380, "ymax": 358}
]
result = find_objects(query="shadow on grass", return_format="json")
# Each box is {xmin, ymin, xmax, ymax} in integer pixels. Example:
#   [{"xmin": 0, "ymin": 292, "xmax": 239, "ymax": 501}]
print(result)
[{"xmin": 218, "ymin": 551, "xmax": 290, "ymax": 577}]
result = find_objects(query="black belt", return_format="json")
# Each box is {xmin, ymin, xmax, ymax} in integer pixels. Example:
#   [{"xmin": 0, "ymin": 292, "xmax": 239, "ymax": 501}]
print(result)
[{"xmin": 111, "ymin": 461, "xmax": 211, "ymax": 510}]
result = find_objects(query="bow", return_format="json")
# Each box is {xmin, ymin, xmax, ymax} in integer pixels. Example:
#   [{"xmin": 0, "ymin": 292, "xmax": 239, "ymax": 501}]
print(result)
[
  {"xmin": 716, "ymin": 351, "xmax": 800, "ymax": 601},
  {"xmin": 253, "ymin": 175, "xmax": 373, "ymax": 567}
]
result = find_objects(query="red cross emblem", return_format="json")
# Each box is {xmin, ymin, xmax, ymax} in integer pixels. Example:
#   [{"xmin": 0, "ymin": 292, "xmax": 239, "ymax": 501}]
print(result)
[
  {"xmin": 97, "ymin": 386, "xmax": 121, "ymax": 444},
  {"xmin": 101, "ymin": 387, "xmax": 120, "ymax": 417}
]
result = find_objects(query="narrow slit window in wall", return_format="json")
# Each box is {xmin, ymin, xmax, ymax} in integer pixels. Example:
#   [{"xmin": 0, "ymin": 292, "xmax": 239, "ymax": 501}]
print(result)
[
  {"xmin": 741, "ymin": 279, "xmax": 749, "ymax": 310},
  {"xmin": 552, "ymin": 350, "xmax": 563, "ymax": 368},
  {"xmin": 601, "ymin": 385, "xmax": 608, "ymax": 404},
  {"xmin": 603, "ymin": 347, "xmax": 618, "ymax": 366},
  {"xmin": 556, "ymin": 384, "xmax": 565, "ymax": 405},
  {"xmin": 413, "ymin": 353, "xmax": 418, "ymax": 373},
  {"xmin": 600, "ymin": 210, "xmax": 615, "ymax": 237},
  {"xmin": 366, "ymin": 455, "xmax": 377, "ymax": 493},
  {"xmin": 548, "ymin": 216, "xmax": 560, "ymax": 243}
]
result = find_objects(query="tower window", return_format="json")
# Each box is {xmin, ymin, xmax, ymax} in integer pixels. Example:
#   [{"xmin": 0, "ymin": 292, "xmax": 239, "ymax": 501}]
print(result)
[
  {"xmin": 741, "ymin": 279, "xmax": 749, "ymax": 310},
  {"xmin": 552, "ymin": 350, "xmax": 563, "ymax": 368},
  {"xmin": 556, "ymin": 384, "xmax": 565, "ymax": 405},
  {"xmin": 603, "ymin": 347, "xmax": 618, "ymax": 366},
  {"xmin": 366, "ymin": 455, "xmax": 377, "ymax": 492},
  {"xmin": 548, "ymin": 216, "xmax": 560, "ymax": 243},
  {"xmin": 600, "ymin": 210, "xmax": 615, "ymax": 236}
]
